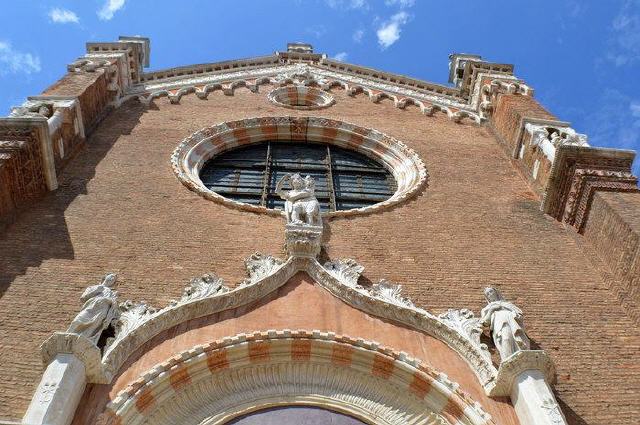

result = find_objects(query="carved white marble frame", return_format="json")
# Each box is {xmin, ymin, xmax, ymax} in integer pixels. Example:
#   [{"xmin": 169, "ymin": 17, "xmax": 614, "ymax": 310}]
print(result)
[
  {"xmin": 99, "ymin": 330, "xmax": 495, "ymax": 425},
  {"xmin": 31, "ymin": 252, "xmax": 563, "ymax": 425},
  {"xmin": 93, "ymin": 256, "xmax": 496, "ymax": 391},
  {"xmin": 170, "ymin": 116, "xmax": 429, "ymax": 219}
]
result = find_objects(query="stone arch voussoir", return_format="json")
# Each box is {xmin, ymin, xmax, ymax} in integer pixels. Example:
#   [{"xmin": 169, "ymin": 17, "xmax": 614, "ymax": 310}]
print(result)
[{"xmin": 99, "ymin": 330, "xmax": 495, "ymax": 425}]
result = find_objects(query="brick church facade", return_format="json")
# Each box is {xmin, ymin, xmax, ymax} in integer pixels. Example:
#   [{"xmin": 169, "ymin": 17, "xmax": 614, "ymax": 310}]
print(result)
[{"xmin": 0, "ymin": 37, "xmax": 638, "ymax": 425}]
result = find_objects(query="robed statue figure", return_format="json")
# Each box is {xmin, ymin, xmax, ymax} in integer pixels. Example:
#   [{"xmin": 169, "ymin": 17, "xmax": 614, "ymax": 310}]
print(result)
[
  {"xmin": 480, "ymin": 287, "xmax": 530, "ymax": 360},
  {"xmin": 67, "ymin": 273, "xmax": 119, "ymax": 345}
]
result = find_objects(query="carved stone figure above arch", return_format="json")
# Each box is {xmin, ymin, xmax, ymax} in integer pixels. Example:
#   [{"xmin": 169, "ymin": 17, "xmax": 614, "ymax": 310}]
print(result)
[
  {"xmin": 171, "ymin": 116, "xmax": 429, "ymax": 218},
  {"xmin": 98, "ymin": 330, "xmax": 495, "ymax": 425}
]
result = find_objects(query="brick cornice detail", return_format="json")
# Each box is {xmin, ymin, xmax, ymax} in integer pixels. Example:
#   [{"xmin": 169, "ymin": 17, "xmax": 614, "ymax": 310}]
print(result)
[{"xmin": 543, "ymin": 145, "xmax": 639, "ymax": 232}]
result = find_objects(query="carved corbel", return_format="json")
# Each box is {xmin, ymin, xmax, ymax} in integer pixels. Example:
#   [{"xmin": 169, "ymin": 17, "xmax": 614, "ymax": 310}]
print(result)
[
  {"xmin": 524, "ymin": 123, "xmax": 588, "ymax": 163},
  {"xmin": 479, "ymin": 78, "xmax": 533, "ymax": 119}
]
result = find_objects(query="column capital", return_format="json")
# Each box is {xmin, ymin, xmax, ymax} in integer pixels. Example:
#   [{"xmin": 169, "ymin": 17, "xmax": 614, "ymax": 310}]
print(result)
[{"xmin": 489, "ymin": 350, "xmax": 555, "ymax": 397}]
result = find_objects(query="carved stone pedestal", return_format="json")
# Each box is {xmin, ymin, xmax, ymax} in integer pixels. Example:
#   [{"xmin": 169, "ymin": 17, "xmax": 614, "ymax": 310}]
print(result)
[
  {"xmin": 490, "ymin": 350, "xmax": 567, "ymax": 425},
  {"xmin": 40, "ymin": 332, "xmax": 108, "ymax": 383},
  {"xmin": 285, "ymin": 224, "xmax": 322, "ymax": 258},
  {"xmin": 23, "ymin": 354, "xmax": 86, "ymax": 425},
  {"xmin": 23, "ymin": 333, "xmax": 108, "ymax": 425}
]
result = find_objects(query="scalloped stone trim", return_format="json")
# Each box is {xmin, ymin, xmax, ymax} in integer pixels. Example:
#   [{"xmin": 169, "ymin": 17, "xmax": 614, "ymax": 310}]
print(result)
[
  {"xmin": 267, "ymin": 85, "xmax": 335, "ymax": 110},
  {"xmin": 98, "ymin": 256, "xmax": 497, "ymax": 394},
  {"xmin": 171, "ymin": 116, "xmax": 428, "ymax": 218},
  {"xmin": 98, "ymin": 330, "xmax": 495, "ymax": 425}
]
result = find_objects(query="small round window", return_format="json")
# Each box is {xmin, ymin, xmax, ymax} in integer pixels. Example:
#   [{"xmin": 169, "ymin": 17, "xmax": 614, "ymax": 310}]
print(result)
[{"xmin": 199, "ymin": 141, "xmax": 397, "ymax": 212}]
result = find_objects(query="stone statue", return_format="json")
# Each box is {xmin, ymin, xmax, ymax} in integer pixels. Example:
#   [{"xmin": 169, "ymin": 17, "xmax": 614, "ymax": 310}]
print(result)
[
  {"xmin": 480, "ymin": 287, "xmax": 530, "ymax": 360},
  {"xmin": 276, "ymin": 173, "xmax": 322, "ymax": 227},
  {"xmin": 67, "ymin": 273, "xmax": 119, "ymax": 345}
]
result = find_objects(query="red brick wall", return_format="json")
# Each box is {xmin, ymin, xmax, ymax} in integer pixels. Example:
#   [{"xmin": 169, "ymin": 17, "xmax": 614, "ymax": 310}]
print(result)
[
  {"xmin": 0, "ymin": 137, "xmax": 48, "ymax": 232},
  {"xmin": 0, "ymin": 89, "xmax": 638, "ymax": 424},
  {"xmin": 582, "ymin": 191, "xmax": 640, "ymax": 322},
  {"xmin": 43, "ymin": 72, "xmax": 111, "ymax": 133},
  {"xmin": 491, "ymin": 94, "xmax": 556, "ymax": 155}
]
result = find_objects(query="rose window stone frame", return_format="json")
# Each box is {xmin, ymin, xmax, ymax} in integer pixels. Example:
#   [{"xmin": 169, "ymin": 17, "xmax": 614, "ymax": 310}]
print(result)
[
  {"xmin": 266, "ymin": 85, "xmax": 335, "ymax": 110},
  {"xmin": 171, "ymin": 116, "xmax": 428, "ymax": 219}
]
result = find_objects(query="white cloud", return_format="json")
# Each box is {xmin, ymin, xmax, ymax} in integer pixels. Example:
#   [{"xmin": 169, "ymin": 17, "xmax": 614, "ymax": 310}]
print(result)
[
  {"xmin": 0, "ymin": 41, "xmax": 41, "ymax": 75},
  {"xmin": 352, "ymin": 29, "xmax": 365, "ymax": 43},
  {"xmin": 98, "ymin": 0, "xmax": 126, "ymax": 21},
  {"xmin": 333, "ymin": 52, "xmax": 348, "ymax": 61},
  {"xmin": 584, "ymin": 90, "xmax": 640, "ymax": 161},
  {"xmin": 325, "ymin": 0, "xmax": 368, "ymax": 10},
  {"xmin": 385, "ymin": 0, "xmax": 415, "ymax": 7},
  {"xmin": 306, "ymin": 25, "xmax": 327, "ymax": 38},
  {"xmin": 376, "ymin": 11, "xmax": 410, "ymax": 49},
  {"xmin": 49, "ymin": 8, "xmax": 79, "ymax": 24},
  {"xmin": 607, "ymin": 0, "xmax": 640, "ymax": 66}
]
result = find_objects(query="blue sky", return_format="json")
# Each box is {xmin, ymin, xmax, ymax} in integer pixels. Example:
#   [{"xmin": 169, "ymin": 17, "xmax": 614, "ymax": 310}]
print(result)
[{"xmin": 1, "ymin": 0, "xmax": 639, "ymax": 173}]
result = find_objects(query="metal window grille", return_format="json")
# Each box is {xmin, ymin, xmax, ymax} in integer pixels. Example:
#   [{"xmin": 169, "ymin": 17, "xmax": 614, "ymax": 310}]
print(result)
[{"xmin": 199, "ymin": 141, "xmax": 397, "ymax": 212}]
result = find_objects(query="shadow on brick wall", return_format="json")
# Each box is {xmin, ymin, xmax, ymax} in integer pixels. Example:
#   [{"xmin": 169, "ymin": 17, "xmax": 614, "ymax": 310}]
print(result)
[
  {"xmin": 0, "ymin": 101, "xmax": 145, "ymax": 298},
  {"xmin": 557, "ymin": 396, "xmax": 588, "ymax": 425}
]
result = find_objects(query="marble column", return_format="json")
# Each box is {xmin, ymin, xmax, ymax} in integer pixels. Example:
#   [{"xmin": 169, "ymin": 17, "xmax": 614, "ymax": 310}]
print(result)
[
  {"xmin": 512, "ymin": 369, "xmax": 567, "ymax": 425},
  {"xmin": 23, "ymin": 354, "xmax": 86, "ymax": 425}
]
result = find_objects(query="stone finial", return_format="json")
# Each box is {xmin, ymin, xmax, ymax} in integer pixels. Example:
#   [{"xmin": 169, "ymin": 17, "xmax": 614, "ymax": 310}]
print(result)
[
  {"xmin": 119, "ymin": 36, "xmax": 151, "ymax": 68},
  {"xmin": 480, "ymin": 287, "xmax": 530, "ymax": 361},
  {"xmin": 287, "ymin": 42, "xmax": 313, "ymax": 54},
  {"xmin": 448, "ymin": 53, "xmax": 483, "ymax": 87}
]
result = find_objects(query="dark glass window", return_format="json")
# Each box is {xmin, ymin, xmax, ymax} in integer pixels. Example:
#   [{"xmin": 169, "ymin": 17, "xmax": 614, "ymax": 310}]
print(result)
[
  {"xmin": 227, "ymin": 405, "xmax": 366, "ymax": 424},
  {"xmin": 200, "ymin": 141, "xmax": 397, "ymax": 212}
]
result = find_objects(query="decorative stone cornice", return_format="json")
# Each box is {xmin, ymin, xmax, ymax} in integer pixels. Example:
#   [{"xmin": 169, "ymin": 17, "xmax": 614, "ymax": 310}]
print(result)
[
  {"xmin": 478, "ymin": 77, "xmax": 534, "ymax": 120},
  {"xmin": 133, "ymin": 62, "xmax": 485, "ymax": 123},
  {"xmin": 542, "ymin": 145, "xmax": 639, "ymax": 232},
  {"xmin": 11, "ymin": 96, "xmax": 85, "ymax": 141},
  {"xmin": 0, "ymin": 117, "xmax": 57, "ymax": 191},
  {"xmin": 489, "ymin": 350, "xmax": 555, "ymax": 397}
]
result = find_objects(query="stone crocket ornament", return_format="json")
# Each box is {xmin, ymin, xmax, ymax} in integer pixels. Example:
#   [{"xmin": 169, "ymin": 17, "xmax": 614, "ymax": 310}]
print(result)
[
  {"xmin": 67, "ymin": 273, "xmax": 119, "ymax": 345},
  {"xmin": 276, "ymin": 173, "xmax": 322, "ymax": 227},
  {"xmin": 480, "ymin": 287, "xmax": 530, "ymax": 361}
]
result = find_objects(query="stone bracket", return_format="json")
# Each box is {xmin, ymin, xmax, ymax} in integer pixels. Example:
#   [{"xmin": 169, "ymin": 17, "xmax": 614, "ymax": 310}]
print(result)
[
  {"xmin": 41, "ymin": 332, "xmax": 110, "ymax": 384},
  {"xmin": 285, "ymin": 224, "xmax": 323, "ymax": 258},
  {"xmin": 489, "ymin": 350, "xmax": 555, "ymax": 397}
]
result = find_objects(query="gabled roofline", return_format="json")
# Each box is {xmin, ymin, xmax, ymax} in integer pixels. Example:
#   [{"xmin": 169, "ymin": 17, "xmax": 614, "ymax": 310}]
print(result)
[{"xmin": 138, "ymin": 50, "xmax": 467, "ymax": 100}]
